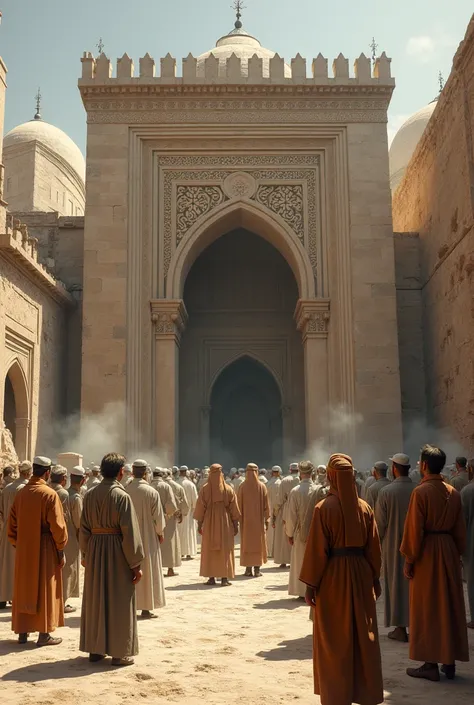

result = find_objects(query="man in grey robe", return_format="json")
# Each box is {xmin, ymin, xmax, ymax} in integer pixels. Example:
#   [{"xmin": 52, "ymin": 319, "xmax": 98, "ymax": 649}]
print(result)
[
  {"xmin": 461, "ymin": 472, "xmax": 474, "ymax": 628},
  {"xmin": 285, "ymin": 461, "xmax": 315, "ymax": 598},
  {"xmin": 50, "ymin": 465, "xmax": 78, "ymax": 614},
  {"xmin": 64, "ymin": 466, "xmax": 85, "ymax": 610},
  {"xmin": 80, "ymin": 452, "xmax": 144, "ymax": 667},
  {"xmin": 375, "ymin": 453, "xmax": 414, "ymax": 642},
  {"xmin": 152, "ymin": 469, "xmax": 180, "ymax": 577},
  {"xmin": 366, "ymin": 461, "xmax": 391, "ymax": 509},
  {"xmin": 273, "ymin": 463, "xmax": 299, "ymax": 568},
  {"xmin": 0, "ymin": 461, "xmax": 31, "ymax": 609},
  {"xmin": 450, "ymin": 456, "xmax": 470, "ymax": 492},
  {"xmin": 164, "ymin": 470, "xmax": 189, "ymax": 576},
  {"xmin": 266, "ymin": 466, "xmax": 282, "ymax": 558}
]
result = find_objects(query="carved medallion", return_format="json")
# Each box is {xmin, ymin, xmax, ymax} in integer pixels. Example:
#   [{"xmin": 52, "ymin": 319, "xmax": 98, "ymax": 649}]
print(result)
[{"xmin": 222, "ymin": 172, "xmax": 257, "ymax": 200}]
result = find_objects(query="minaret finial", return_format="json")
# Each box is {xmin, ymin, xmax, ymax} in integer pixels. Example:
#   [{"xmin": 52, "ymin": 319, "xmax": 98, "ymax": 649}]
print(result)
[
  {"xmin": 97, "ymin": 37, "xmax": 104, "ymax": 55},
  {"xmin": 232, "ymin": 0, "xmax": 246, "ymax": 29},
  {"xmin": 438, "ymin": 70, "xmax": 445, "ymax": 93},
  {"xmin": 34, "ymin": 87, "xmax": 42, "ymax": 120},
  {"xmin": 369, "ymin": 37, "xmax": 378, "ymax": 66}
]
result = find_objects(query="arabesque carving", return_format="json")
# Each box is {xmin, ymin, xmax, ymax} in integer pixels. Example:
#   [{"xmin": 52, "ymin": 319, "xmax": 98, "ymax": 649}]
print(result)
[
  {"xmin": 256, "ymin": 184, "xmax": 304, "ymax": 241},
  {"xmin": 176, "ymin": 186, "xmax": 224, "ymax": 243}
]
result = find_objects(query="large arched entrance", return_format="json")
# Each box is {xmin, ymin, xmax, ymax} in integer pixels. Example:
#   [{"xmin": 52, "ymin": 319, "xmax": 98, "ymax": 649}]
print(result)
[
  {"xmin": 2, "ymin": 360, "xmax": 30, "ymax": 459},
  {"xmin": 210, "ymin": 356, "xmax": 283, "ymax": 467},
  {"xmin": 178, "ymin": 228, "xmax": 305, "ymax": 467}
]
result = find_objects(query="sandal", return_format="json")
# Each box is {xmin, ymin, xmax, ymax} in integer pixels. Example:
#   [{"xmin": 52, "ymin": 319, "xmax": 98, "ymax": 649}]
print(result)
[
  {"xmin": 111, "ymin": 657, "xmax": 134, "ymax": 667},
  {"xmin": 37, "ymin": 636, "xmax": 63, "ymax": 647}
]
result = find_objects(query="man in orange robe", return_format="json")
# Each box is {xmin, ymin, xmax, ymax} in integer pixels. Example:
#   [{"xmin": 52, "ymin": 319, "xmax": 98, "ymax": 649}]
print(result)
[
  {"xmin": 238, "ymin": 464, "xmax": 270, "ymax": 577},
  {"xmin": 194, "ymin": 463, "xmax": 241, "ymax": 586},
  {"xmin": 401, "ymin": 444, "xmax": 469, "ymax": 681},
  {"xmin": 300, "ymin": 453, "xmax": 383, "ymax": 705},
  {"xmin": 8, "ymin": 455, "xmax": 68, "ymax": 646}
]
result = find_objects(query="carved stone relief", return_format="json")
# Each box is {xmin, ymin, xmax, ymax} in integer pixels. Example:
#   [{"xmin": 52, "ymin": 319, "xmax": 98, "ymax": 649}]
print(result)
[
  {"xmin": 255, "ymin": 184, "xmax": 304, "ymax": 242},
  {"xmin": 176, "ymin": 185, "xmax": 224, "ymax": 243}
]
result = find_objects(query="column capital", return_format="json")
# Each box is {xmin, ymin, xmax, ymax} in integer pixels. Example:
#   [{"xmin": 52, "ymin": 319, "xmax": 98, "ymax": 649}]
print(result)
[
  {"xmin": 150, "ymin": 299, "xmax": 188, "ymax": 343},
  {"xmin": 294, "ymin": 298, "xmax": 331, "ymax": 341}
]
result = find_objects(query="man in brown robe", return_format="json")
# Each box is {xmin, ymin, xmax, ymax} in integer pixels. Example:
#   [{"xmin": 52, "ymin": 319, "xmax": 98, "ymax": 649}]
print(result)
[
  {"xmin": 237, "ymin": 463, "xmax": 270, "ymax": 577},
  {"xmin": 401, "ymin": 444, "xmax": 469, "ymax": 681},
  {"xmin": 80, "ymin": 452, "xmax": 144, "ymax": 667},
  {"xmin": 194, "ymin": 463, "xmax": 241, "ymax": 586},
  {"xmin": 300, "ymin": 453, "xmax": 383, "ymax": 705},
  {"xmin": 8, "ymin": 456, "xmax": 68, "ymax": 646}
]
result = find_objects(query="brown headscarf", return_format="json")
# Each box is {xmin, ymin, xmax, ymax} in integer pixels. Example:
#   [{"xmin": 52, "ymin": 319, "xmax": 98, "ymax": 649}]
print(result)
[
  {"xmin": 245, "ymin": 463, "xmax": 260, "ymax": 486},
  {"xmin": 208, "ymin": 463, "xmax": 226, "ymax": 503},
  {"xmin": 327, "ymin": 453, "xmax": 364, "ymax": 547}
]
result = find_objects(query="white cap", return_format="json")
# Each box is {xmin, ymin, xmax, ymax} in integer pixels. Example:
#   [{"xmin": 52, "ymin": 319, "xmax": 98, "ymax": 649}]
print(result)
[
  {"xmin": 33, "ymin": 456, "xmax": 52, "ymax": 468},
  {"xmin": 124, "ymin": 464, "xmax": 132, "ymax": 473},
  {"xmin": 180, "ymin": 465, "xmax": 189, "ymax": 472},
  {"xmin": 272, "ymin": 465, "xmax": 282, "ymax": 473},
  {"xmin": 317, "ymin": 465, "xmax": 327, "ymax": 472},
  {"xmin": 71, "ymin": 465, "xmax": 86, "ymax": 477},
  {"xmin": 290, "ymin": 463, "xmax": 299, "ymax": 471},
  {"xmin": 132, "ymin": 458, "xmax": 147, "ymax": 468},
  {"xmin": 389, "ymin": 453, "xmax": 410, "ymax": 467}
]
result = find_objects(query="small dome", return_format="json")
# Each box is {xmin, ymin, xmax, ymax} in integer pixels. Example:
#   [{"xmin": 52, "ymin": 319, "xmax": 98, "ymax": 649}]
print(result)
[
  {"xmin": 4, "ymin": 119, "xmax": 85, "ymax": 183},
  {"xmin": 197, "ymin": 24, "xmax": 291, "ymax": 78},
  {"xmin": 389, "ymin": 99, "xmax": 438, "ymax": 191}
]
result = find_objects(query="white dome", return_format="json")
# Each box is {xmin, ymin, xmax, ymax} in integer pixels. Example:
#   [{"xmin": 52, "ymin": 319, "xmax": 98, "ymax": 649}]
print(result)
[
  {"xmin": 197, "ymin": 25, "xmax": 291, "ymax": 78},
  {"xmin": 4, "ymin": 118, "xmax": 85, "ymax": 183},
  {"xmin": 389, "ymin": 99, "xmax": 438, "ymax": 191}
]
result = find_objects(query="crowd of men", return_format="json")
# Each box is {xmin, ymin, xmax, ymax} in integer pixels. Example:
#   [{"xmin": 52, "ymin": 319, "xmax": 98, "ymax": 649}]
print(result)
[{"xmin": 0, "ymin": 447, "xmax": 473, "ymax": 704}]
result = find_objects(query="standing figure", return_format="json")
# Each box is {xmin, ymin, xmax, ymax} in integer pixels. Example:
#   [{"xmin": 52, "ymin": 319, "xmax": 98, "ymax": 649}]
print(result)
[
  {"xmin": 273, "ymin": 463, "xmax": 299, "ymax": 568},
  {"xmin": 300, "ymin": 453, "xmax": 383, "ymax": 705},
  {"xmin": 375, "ymin": 453, "xmax": 414, "ymax": 643},
  {"xmin": 461, "ymin": 472, "xmax": 474, "ymax": 628},
  {"xmin": 164, "ymin": 471, "xmax": 189, "ymax": 577},
  {"xmin": 401, "ymin": 444, "xmax": 469, "ymax": 681},
  {"xmin": 366, "ymin": 462, "xmax": 391, "ymax": 510},
  {"xmin": 153, "ymin": 469, "xmax": 180, "ymax": 577},
  {"xmin": 194, "ymin": 463, "xmax": 241, "ymax": 586},
  {"xmin": 176, "ymin": 465, "xmax": 198, "ymax": 559},
  {"xmin": 0, "ymin": 461, "xmax": 31, "ymax": 609},
  {"xmin": 450, "ymin": 456, "xmax": 470, "ymax": 492},
  {"xmin": 237, "ymin": 464, "xmax": 270, "ymax": 577},
  {"xmin": 266, "ymin": 466, "xmax": 282, "ymax": 558},
  {"xmin": 64, "ymin": 466, "xmax": 85, "ymax": 611},
  {"xmin": 8, "ymin": 456, "xmax": 68, "ymax": 647},
  {"xmin": 86, "ymin": 466, "xmax": 101, "ymax": 490},
  {"xmin": 50, "ymin": 465, "xmax": 80, "ymax": 614},
  {"xmin": 80, "ymin": 453, "xmax": 144, "ymax": 667},
  {"xmin": 126, "ymin": 459, "xmax": 166, "ymax": 619},
  {"xmin": 285, "ymin": 461, "xmax": 315, "ymax": 598}
]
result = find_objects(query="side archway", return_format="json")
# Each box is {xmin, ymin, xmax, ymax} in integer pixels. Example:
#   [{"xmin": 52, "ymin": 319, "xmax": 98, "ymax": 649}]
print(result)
[
  {"xmin": 3, "ymin": 358, "xmax": 30, "ymax": 459},
  {"xmin": 166, "ymin": 199, "xmax": 315, "ymax": 300}
]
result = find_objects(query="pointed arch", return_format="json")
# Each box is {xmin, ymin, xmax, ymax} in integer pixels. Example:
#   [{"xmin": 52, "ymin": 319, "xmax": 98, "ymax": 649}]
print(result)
[
  {"xmin": 4, "ymin": 357, "xmax": 29, "ymax": 420},
  {"xmin": 166, "ymin": 199, "xmax": 315, "ymax": 299},
  {"xmin": 207, "ymin": 352, "xmax": 283, "ymax": 406}
]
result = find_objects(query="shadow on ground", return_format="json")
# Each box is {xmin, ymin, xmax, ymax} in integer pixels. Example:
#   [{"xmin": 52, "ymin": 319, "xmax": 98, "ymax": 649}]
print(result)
[
  {"xmin": 253, "ymin": 598, "xmax": 306, "ymax": 611},
  {"xmin": 256, "ymin": 635, "xmax": 312, "ymax": 661},
  {"xmin": 1, "ymin": 656, "xmax": 113, "ymax": 682}
]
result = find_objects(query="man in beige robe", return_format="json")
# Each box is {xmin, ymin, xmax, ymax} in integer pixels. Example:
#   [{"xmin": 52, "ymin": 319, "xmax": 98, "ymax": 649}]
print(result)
[
  {"xmin": 285, "ymin": 461, "xmax": 316, "ymax": 598},
  {"xmin": 65, "ymin": 466, "xmax": 85, "ymax": 610},
  {"xmin": 273, "ymin": 463, "xmax": 299, "ymax": 567},
  {"xmin": 51, "ymin": 465, "xmax": 80, "ymax": 614},
  {"xmin": 366, "ymin": 461, "xmax": 391, "ymax": 509},
  {"xmin": 8, "ymin": 456, "xmax": 68, "ymax": 646},
  {"xmin": 153, "ymin": 469, "xmax": 180, "ymax": 577},
  {"xmin": 164, "ymin": 470, "xmax": 189, "ymax": 577},
  {"xmin": 194, "ymin": 463, "xmax": 241, "ymax": 586},
  {"xmin": 176, "ymin": 465, "xmax": 198, "ymax": 559},
  {"xmin": 238, "ymin": 464, "xmax": 270, "ymax": 577},
  {"xmin": 86, "ymin": 465, "xmax": 101, "ymax": 491},
  {"xmin": 127, "ymin": 460, "xmax": 166, "ymax": 618},
  {"xmin": 80, "ymin": 452, "xmax": 144, "ymax": 667},
  {"xmin": 0, "ymin": 461, "xmax": 31, "ymax": 609},
  {"xmin": 266, "ymin": 466, "xmax": 282, "ymax": 559}
]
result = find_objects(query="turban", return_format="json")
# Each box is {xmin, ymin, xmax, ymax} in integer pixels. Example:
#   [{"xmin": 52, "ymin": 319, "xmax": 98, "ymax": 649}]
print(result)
[{"xmin": 327, "ymin": 453, "xmax": 364, "ymax": 547}]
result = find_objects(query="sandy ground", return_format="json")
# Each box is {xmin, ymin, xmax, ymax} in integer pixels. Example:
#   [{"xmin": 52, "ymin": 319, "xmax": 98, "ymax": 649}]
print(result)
[{"xmin": 0, "ymin": 545, "xmax": 473, "ymax": 705}]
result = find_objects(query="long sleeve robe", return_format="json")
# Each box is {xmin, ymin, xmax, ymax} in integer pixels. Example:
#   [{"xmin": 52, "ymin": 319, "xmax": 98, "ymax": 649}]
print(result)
[
  {"xmin": 65, "ymin": 486, "xmax": 83, "ymax": 599},
  {"xmin": 461, "ymin": 481, "xmax": 474, "ymax": 621},
  {"xmin": 126, "ymin": 479, "xmax": 166, "ymax": 610},
  {"xmin": 194, "ymin": 483, "xmax": 241, "ymax": 578},
  {"xmin": 375, "ymin": 476, "xmax": 414, "ymax": 627},
  {"xmin": 265, "ymin": 477, "xmax": 281, "ymax": 558},
  {"xmin": 8, "ymin": 476, "xmax": 68, "ymax": 635},
  {"xmin": 450, "ymin": 470, "xmax": 469, "ymax": 492},
  {"xmin": 285, "ymin": 479, "xmax": 315, "ymax": 597},
  {"xmin": 237, "ymin": 475, "xmax": 270, "ymax": 567},
  {"xmin": 400, "ymin": 474, "xmax": 469, "ymax": 664},
  {"xmin": 79, "ymin": 478, "xmax": 144, "ymax": 658},
  {"xmin": 366, "ymin": 477, "xmax": 391, "ymax": 510},
  {"xmin": 0, "ymin": 478, "xmax": 27, "ymax": 602},
  {"xmin": 177, "ymin": 477, "xmax": 198, "ymax": 557},
  {"xmin": 272, "ymin": 474, "xmax": 299, "ymax": 565},
  {"xmin": 300, "ymin": 494, "xmax": 383, "ymax": 705},
  {"xmin": 154, "ymin": 479, "xmax": 180, "ymax": 568}
]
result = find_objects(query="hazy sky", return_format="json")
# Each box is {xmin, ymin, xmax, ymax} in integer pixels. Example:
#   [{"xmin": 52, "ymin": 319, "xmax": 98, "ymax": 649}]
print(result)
[{"xmin": 1, "ymin": 1, "xmax": 472, "ymax": 152}]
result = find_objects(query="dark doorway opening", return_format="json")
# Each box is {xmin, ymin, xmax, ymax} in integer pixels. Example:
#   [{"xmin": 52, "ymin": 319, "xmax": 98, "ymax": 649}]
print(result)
[
  {"xmin": 3, "ymin": 374, "xmax": 16, "ymax": 445},
  {"xmin": 210, "ymin": 356, "xmax": 283, "ymax": 468}
]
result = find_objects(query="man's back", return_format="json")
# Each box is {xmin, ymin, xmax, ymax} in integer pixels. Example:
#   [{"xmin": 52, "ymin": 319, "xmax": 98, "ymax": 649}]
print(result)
[
  {"xmin": 367, "ymin": 477, "xmax": 391, "ymax": 509},
  {"xmin": 451, "ymin": 471, "xmax": 469, "ymax": 493},
  {"xmin": 376, "ymin": 478, "xmax": 414, "ymax": 543}
]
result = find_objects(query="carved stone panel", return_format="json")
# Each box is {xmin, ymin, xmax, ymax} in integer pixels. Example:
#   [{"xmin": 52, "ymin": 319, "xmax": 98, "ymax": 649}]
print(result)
[
  {"xmin": 255, "ymin": 184, "xmax": 304, "ymax": 242},
  {"xmin": 176, "ymin": 185, "xmax": 225, "ymax": 243}
]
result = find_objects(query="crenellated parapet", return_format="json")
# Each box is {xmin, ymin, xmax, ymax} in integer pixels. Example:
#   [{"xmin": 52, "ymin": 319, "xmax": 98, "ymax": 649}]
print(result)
[
  {"xmin": 0, "ymin": 214, "xmax": 73, "ymax": 305},
  {"xmin": 79, "ymin": 50, "xmax": 394, "ymax": 90}
]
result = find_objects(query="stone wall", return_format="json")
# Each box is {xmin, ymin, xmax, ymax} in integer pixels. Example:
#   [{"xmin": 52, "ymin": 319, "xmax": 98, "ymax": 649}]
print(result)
[{"xmin": 392, "ymin": 15, "xmax": 474, "ymax": 452}]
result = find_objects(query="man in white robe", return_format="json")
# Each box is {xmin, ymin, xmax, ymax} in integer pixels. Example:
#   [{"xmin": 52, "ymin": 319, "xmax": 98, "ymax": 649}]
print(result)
[
  {"xmin": 266, "ymin": 466, "xmax": 282, "ymax": 559},
  {"xmin": 176, "ymin": 465, "xmax": 198, "ymax": 559},
  {"xmin": 86, "ymin": 466, "xmax": 101, "ymax": 491},
  {"xmin": 259, "ymin": 469, "xmax": 268, "ymax": 484},
  {"xmin": 198, "ymin": 468, "xmax": 210, "ymax": 491},
  {"xmin": 232, "ymin": 469, "xmax": 245, "ymax": 492},
  {"xmin": 0, "ymin": 461, "xmax": 31, "ymax": 609},
  {"xmin": 273, "ymin": 463, "xmax": 299, "ymax": 567},
  {"xmin": 126, "ymin": 460, "xmax": 166, "ymax": 618},
  {"xmin": 285, "ymin": 461, "xmax": 315, "ymax": 598}
]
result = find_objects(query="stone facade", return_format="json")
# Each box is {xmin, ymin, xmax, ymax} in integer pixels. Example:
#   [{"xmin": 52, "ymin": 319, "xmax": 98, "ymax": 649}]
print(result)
[{"xmin": 392, "ymin": 16, "xmax": 474, "ymax": 450}]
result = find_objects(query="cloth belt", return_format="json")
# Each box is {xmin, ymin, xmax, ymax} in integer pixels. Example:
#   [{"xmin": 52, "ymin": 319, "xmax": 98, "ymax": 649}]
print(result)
[
  {"xmin": 329, "ymin": 546, "xmax": 365, "ymax": 558},
  {"xmin": 425, "ymin": 530, "xmax": 451, "ymax": 535},
  {"xmin": 91, "ymin": 528, "xmax": 122, "ymax": 535}
]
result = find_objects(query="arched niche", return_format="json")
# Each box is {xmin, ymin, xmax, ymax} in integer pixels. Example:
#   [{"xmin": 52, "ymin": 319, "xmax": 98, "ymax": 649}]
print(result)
[{"xmin": 3, "ymin": 358, "xmax": 30, "ymax": 459}]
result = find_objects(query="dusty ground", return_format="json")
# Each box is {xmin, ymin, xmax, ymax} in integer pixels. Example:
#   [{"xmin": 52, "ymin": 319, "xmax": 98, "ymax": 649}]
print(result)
[{"xmin": 0, "ymin": 546, "xmax": 473, "ymax": 705}]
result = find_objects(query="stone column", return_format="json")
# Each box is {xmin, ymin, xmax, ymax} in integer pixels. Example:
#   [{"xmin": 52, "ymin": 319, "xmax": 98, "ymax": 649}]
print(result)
[
  {"xmin": 200, "ymin": 406, "xmax": 211, "ymax": 464},
  {"xmin": 295, "ymin": 299, "xmax": 330, "ymax": 447},
  {"xmin": 150, "ymin": 300, "xmax": 188, "ymax": 466},
  {"xmin": 14, "ymin": 417, "xmax": 30, "ymax": 461}
]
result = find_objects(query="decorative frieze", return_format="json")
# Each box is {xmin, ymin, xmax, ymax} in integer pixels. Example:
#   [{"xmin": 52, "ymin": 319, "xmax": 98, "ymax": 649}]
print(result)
[
  {"xmin": 150, "ymin": 299, "xmax": 188, "ymax": 342},
  {"xmin": 295, "ymin": 299, "xmax": 331, "ymax": 340}
]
